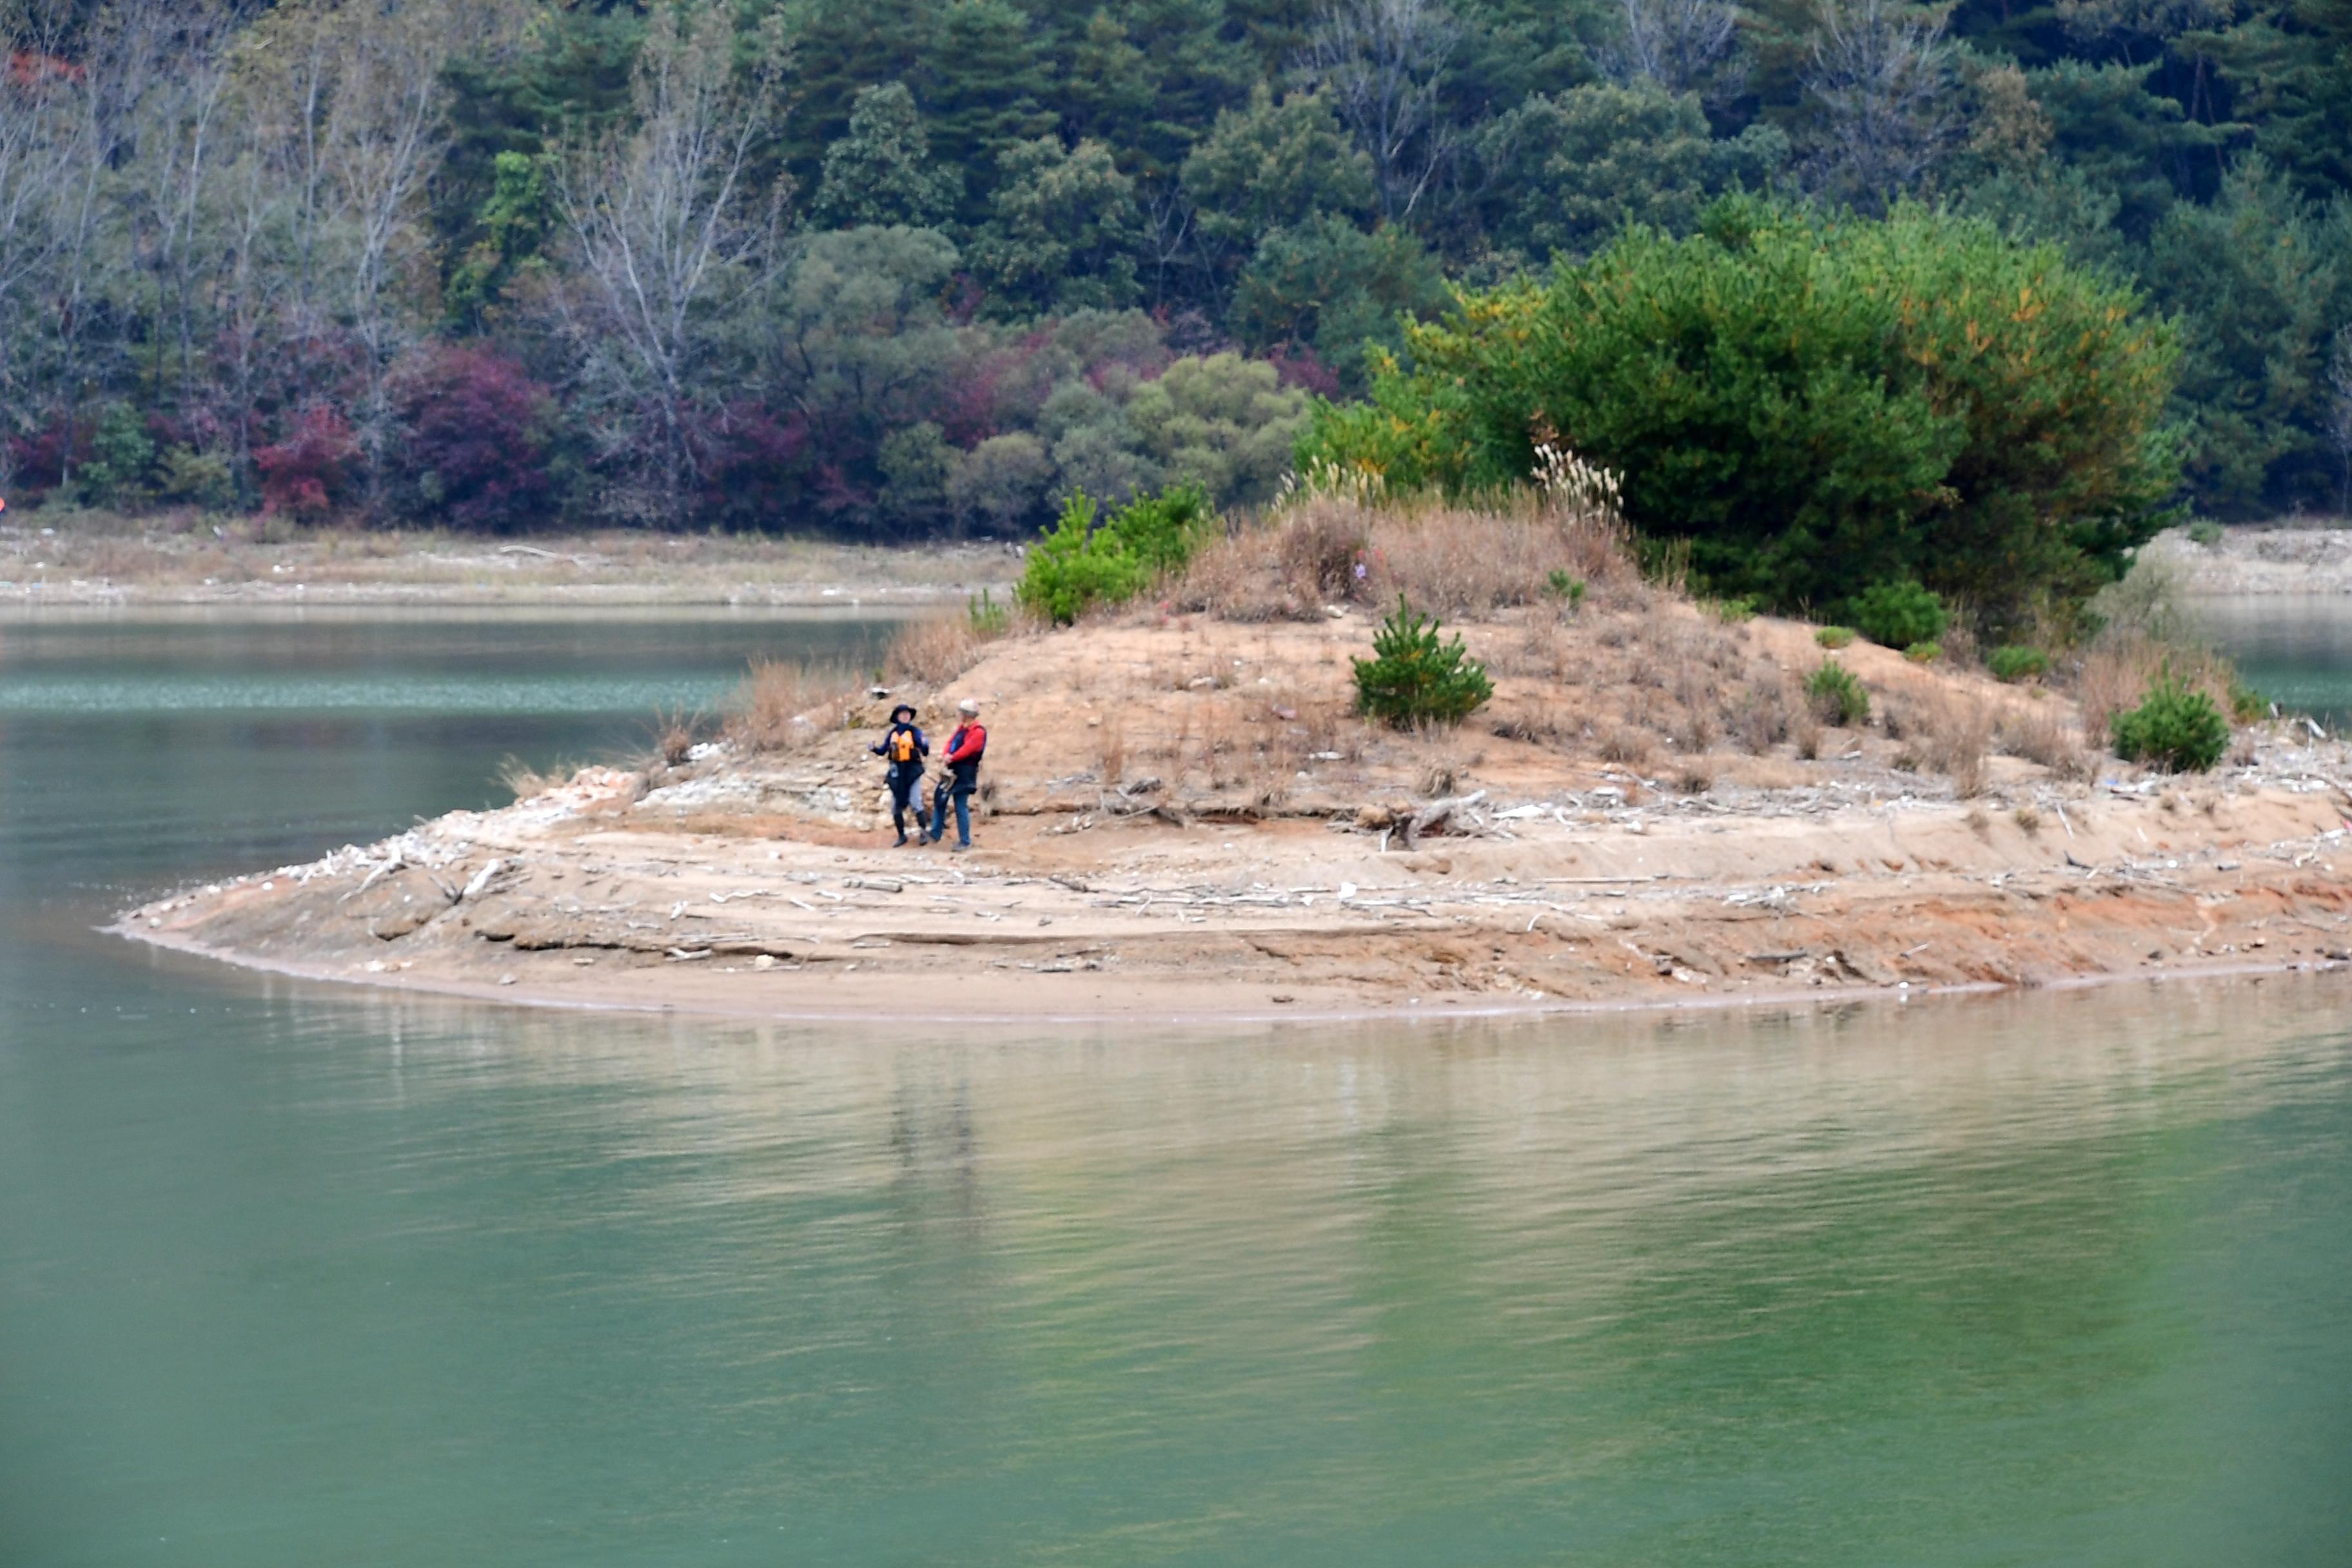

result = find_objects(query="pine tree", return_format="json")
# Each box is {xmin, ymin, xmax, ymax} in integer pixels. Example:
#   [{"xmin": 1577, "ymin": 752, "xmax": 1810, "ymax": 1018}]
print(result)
[{"xmin": 810, "ymin": 83, "xmax": 960, "ymax": 230}]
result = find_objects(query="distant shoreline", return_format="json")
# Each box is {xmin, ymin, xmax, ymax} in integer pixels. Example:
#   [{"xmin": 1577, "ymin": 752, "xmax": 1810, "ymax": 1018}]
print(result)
[
  {"xmin": 6, "ymin": 518, "xmax": 2347, "ymax": 611},
  {"xmin": 0, "ymin": 522, "xmax": 1020, "ymax": 609},
  {"xmin": 2152, "ymin": 524, "xmax": 2352, "ymax": 596}
]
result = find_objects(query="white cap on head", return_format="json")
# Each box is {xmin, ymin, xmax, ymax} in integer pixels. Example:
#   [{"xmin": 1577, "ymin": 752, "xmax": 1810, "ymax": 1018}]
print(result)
[{"xmin": 957, "ymin": 698, "xmax": 981, "ymax": 715}]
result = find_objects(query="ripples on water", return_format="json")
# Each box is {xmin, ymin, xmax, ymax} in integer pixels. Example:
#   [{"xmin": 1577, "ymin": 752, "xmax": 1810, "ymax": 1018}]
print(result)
[{"xmin": 3, "ymin": 612, "xmax": 2349, "ymax": 1566}]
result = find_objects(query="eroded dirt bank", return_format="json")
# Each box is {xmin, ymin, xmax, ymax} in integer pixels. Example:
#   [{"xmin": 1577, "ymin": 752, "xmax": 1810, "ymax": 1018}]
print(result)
[{"xmin": 118, "ymin": 601, "xmax": 2352, "ymax": 1021}]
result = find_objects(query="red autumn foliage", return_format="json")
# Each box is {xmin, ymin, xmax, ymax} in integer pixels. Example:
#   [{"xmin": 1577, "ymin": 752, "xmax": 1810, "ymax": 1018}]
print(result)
[
  {"xmin": 1266, "ymin": 343, "xmax": 1342, "ymax": 400},
  {"xmin": 254, "ymin": 406, "xmax": 359, "ymax": 520},
  {"xmin": 389, "ymin": 343, "xmax": 554, "ymax": 531},
  {"xmin": 6, "ymin": 415, "xmax": 85, "ymax": 495},
  {"xmin": 8, "ymin": 51, "xmax": 84, "ymax": 88},
  {"xmin": 699, "ymin": 402, "xmax": 811, "ymax": 529}
]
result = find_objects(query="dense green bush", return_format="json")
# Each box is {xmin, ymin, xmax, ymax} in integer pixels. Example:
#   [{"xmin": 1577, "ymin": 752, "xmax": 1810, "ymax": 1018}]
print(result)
[
  {"xmin": 2110, "ymin": 671, "xmax": 2230, "ymax": 771},
  {"xmin": 1805, "ymin": 660, "xmax": 1870, "ymax": 726},
  {"xmin": 1988, "ymin": 645, "xmax": 2051, "ymax": 682},
  {"xmin": 1015, "ymin": 484, "xmax": 1217, "ymax": 625},
  {"xmin": 1904, "ymin": 642, "xmax": 1943, "ymax": 663},
  {"xmin": 1300, "ymin": 199, "xmax": 2179, "ymax": 631},
  {"xmin": 1850, "ymin": 581, "xmax": 1950, "ymax": 648},
  {"xmin": 1353, "ymin": 596, "xmax": 1494, "ymax": 729},
  {"xmin": 1100, "ymin": 482, "xmax": 1213, "ymax": 575},
  {"xmin": 1017, "ymin": 493, "xmax": 1144, "ymax": 625},
  {"xmin": 1814, "ymin": 625, "xmax": 1856, "ymax": 649}
]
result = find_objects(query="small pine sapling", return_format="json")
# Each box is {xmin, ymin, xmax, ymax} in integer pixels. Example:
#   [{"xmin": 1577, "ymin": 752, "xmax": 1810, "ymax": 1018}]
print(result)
[{"xmin": 1353, "ymin": 595, "xmax": 1494, "ymax": 728}]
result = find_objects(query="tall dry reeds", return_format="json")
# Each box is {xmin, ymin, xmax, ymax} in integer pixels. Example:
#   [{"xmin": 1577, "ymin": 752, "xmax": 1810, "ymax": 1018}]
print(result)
[
  {"xmin": 887, "ymin": 613, "xmax": 988, "ymax": 688},
  {"xmin": 2072, "ymin": 553, "xmax": 2244, "ymax": 744},
  {"xmin": 726, "ymin": 660, "xmax": 864, "ymax": 754},
  {"xmin": 1997, "ymin": 700, "xmax": 2090, "ymax": 778},
  {"xmin": 2075, "ymin": 631, "xmax": 2240, "ymax": 745},
  {"xmin": 725, "ymin": 602, "xmax": 1021, "ymax": 756},
  {"xmin": 1883, "ymin": 687, "xmax": 1995, "ymax": 797},
  {"xmin": 1173, "ymin": 490, "xmax": 1634, "ymax": 622}
]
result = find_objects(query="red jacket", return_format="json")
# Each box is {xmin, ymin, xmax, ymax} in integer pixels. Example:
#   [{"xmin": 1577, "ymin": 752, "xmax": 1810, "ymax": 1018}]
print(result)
[{"xmin": 943, "ymin": 722, "xmax": 986, "ymax": 787}]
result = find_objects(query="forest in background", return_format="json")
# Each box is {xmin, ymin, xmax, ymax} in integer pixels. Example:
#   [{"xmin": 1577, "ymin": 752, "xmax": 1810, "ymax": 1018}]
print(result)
[{"xmin": 0, "ymin": 0, "xmax": 2348, "ymax": 537}]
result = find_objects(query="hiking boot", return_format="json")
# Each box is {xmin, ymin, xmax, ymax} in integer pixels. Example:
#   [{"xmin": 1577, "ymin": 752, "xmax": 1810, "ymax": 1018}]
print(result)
[
  {"xmin": 892, "ymin": 833, "xmax": 909, "ymax": 847},
  {"xmin": 950, "ymin": 842, "xmax": 971, "ymax": 854}
]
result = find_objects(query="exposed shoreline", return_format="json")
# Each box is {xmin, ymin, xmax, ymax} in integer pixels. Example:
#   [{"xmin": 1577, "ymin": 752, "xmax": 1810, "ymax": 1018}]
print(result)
[
  {"xmin": 0, "ymin": 523, "xmax": 1019, "ymax": 608},
  {"xmin": 7, "ymin": 518, "xmax": 2349, "ymax": 609},
  {"xmin": 111, "ymin": 907, "xmax": 2349, "ymax": 1027},
  {"xmin": 2145, "ymin": 524, "xmax": 2352, "ymax": 596},
  {"xmin": 115, "ymin": 595, "xmax": 2352, "ymax": 1024}
]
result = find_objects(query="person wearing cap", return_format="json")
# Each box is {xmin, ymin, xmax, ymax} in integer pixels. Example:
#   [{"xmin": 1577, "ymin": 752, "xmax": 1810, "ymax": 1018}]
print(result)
[
  {"xmin": 925, "ymin": 698, "xmax": 988, "ymax": 851},
  {"xmin": 869, "ymin": 702, "xmax": 930, "ymax": 846}
]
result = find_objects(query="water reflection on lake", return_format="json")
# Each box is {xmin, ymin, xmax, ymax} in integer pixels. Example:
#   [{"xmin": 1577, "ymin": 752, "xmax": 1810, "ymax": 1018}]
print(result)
[{"xmin": 3, "ymin": 610, "xmax": 2349, "ymax": 1567}]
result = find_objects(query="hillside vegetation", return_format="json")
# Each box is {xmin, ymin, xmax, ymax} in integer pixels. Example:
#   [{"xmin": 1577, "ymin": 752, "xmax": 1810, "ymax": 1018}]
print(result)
[{"xmin": 1, "ymin": 0, "xmax": 2348, "ymax": 543}]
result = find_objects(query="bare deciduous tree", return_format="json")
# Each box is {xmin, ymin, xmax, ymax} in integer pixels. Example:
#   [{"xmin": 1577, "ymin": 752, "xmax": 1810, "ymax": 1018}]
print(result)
[
  {"xmin": 1800, "ymin": 0, "xmax": 1960, "ymax": 213},
  {"xmin": 552, "ymin": 1, "xmax": 787, "ymax": 529},
  {"xmin": 1295, "ymin": 0, "xmax": 1462, "ymax": 223},
  {"xmin": 119, "ymin": 1, "xmax": 231, "ymax": 415},
  {"xmin": 0, "ymin": 13, "xmax": 80, "ymax": 480},
  {"xmin": 320, "ymin": 0, "xmax": 495, "ymax": 511},
  {"xmin": 35, "ymin": 6, "xmax": 159, "ymax": 491},
  {"xmin": 1604, "ymin": 0, "xmax": 1742, "ymax": 98}
]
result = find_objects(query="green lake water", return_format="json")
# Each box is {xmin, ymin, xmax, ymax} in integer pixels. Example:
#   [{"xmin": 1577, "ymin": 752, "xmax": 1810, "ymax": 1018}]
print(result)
[
  {"xmin": 3, "ymin": 609, "xmax": 2349, "ymax": 1565},
  {"xmin": 2197, "ymin": 596, "xmax": 2352, "ymax": 729}
]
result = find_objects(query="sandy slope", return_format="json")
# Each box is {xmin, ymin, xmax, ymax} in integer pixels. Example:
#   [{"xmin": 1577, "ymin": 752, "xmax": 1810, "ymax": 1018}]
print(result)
[{"xmin": 119, "ymin": 598, "xmax": 2352, "ymax": 1021}]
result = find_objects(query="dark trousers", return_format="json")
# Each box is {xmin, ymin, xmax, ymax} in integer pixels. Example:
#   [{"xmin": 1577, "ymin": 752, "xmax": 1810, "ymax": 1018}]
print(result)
[
  {"xmin": 887, "ymin": 769, "xmax": 921, "ymax": 836},
  {"xmin": 928, "ymin": 783, "xmax": 972, "ymax": 847}
]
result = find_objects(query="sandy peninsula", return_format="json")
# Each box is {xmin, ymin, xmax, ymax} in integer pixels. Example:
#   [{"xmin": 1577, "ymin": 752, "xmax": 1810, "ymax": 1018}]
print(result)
[{"xmin": 118, "ymin": 554, "xmax": 2352, "ymax": 1021}]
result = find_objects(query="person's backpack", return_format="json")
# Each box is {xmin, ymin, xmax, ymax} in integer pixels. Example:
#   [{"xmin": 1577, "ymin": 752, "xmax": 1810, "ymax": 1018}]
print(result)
[{"xmin": 888, "ymin": 728, "xmax": 918, "ymax": 765}]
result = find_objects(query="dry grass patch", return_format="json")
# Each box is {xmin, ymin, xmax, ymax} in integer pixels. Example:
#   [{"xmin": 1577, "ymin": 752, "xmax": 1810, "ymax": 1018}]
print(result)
[
  {"xmin": 496, "ymin": 754, "xmax": 575, "ymax": 801},
  {"xmin": 2075, "ymin": 631, "xmax": 2239, "ymax": 746},
  {"xmin": 1883, "ymin": 686, "xmax": 1995, "ymax": 796},
  {"xmin": 1997, "ymin": 700, "xmax": 2091, "ymax": 779},
  {"xmin": 727, "ymin": 660, "xmax": 865, "ymax": 754},
  {"xmin": 1175, "ymin": 490, "xmax": 1635, "ymax": 622}
]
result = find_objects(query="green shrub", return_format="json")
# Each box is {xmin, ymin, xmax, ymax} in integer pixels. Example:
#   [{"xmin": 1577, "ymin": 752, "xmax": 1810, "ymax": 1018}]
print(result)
[
  {"xmin": 2110, "ymin": 671, "xmax": 2230, "ymax": 771},
  {"xmin": 1850, "ymin": 580, "xmax": 1949, "ymax": 648},
  {"xmin": 1102, "ymin": 481, "xmax": 1214, "ymax": 575},
  {"xmin": 73, "ymin": 402, "xmax": 158, "ymax": 508},
  {"xmin": 1705, "ymin": 593, "xmax": 1759, "ymax": 623},
  {"xmin": 2187, "ymin": 520, "xmax": 2225, "ymax": 547},
  {"xmin": 1987, "ymin": 644, "xmax": 2050, "ymax": 682},
  {"xmin": 1814, "ymin": 625, "xmax": 1856, "ymax": 649},
  {"xmin": 157, "ymin": 445, "xmax": 238, "ymax": 510},
  {"xmin": 1353, "ymin": 595, "xmax": 1494, "ymax": 728},
  {"xmin": 1015, "ymin": 484, "xmax": 1214, "ymax": 626},
  {"xmin": 1298, "ymin": 198, "xmax": 2179, "ymax": 626},
  {"xmin": 1903, "ymin": 641, "xmax": 1943, "ymax": 663},
  {"xmin": 2228, "ymin": 678, "xmax": 2268, "ymax": 723},
  {"xmin": 1544, "ymin": 569, "xmax": 1586, "ymax": 607},
  {"xmin": 1806, "ymin": 659, "xmax": 1870, "ymax": 726},
  {"xmin": 1017, "ymin": 493, "xmax": 1145, "ymax": 625},
  {"xmin": 967, "ymin": 587, "xmax": 1010, "ymax": 636}
]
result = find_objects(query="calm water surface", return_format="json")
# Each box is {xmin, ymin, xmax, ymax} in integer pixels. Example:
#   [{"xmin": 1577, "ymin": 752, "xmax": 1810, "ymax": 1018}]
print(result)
[
  {"xmin": 2199, "ymin": 594, "xmax": 2352, "ymax": 728},
  {"xmin": 3, "ymin": 611, "xmax": 2349, "ymax": 1566}
]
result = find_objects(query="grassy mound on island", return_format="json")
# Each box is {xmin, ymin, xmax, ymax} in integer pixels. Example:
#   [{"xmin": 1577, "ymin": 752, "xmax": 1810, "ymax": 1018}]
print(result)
[{"xmin": 619, "ymin": 468, "xmax": 2261, "ymax": 843}]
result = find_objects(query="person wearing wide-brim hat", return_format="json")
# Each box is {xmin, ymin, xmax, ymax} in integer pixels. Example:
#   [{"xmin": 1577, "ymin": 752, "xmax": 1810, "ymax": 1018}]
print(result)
[
  {"xmin": 925, "ymin": 698, "xmax": 987, "ymax": 851},
  {"xmin": 870, "ymin": 701, "xmax": 929, "ymax": 846}
]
